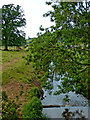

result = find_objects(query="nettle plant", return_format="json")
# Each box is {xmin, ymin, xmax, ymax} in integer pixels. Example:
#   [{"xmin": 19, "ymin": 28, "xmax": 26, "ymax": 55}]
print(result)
[{"xmin": 26, "ymin": 1, "xmax": 89, "ymax": 99}]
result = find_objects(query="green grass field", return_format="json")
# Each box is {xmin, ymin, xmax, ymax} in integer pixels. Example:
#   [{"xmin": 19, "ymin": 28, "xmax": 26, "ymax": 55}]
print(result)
[{"xmin": 2, "ymin": 50, "xmax": 35, "ymax": 85}]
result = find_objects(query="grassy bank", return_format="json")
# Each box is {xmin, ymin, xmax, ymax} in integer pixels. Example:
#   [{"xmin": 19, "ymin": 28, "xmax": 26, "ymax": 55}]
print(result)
[
  {"xmin": 2, "ymin": 49, "xmax": 43, "ymax": 118},
  {"xmin": 2, "ymin": 50, "xmax": 35, "ymax": 85},
  {"xmin": 2, "ymin": 49, "xmax": 42, "ymax": 101}
]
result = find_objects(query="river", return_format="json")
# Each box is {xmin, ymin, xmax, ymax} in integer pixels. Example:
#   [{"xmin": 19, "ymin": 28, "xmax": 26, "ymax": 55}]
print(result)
[{"xmin": 41, "ymin": 62, "xmax": 89, "ymax": 119}]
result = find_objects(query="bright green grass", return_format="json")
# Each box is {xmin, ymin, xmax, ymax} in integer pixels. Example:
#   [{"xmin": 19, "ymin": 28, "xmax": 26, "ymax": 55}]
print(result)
[
  {"xmin": 2, "ymin": 50, "xmax": 27, "ymax": 63},
  {"xmin": 2, "ymin": 50, "xmax": 35, "ymax": 85}
]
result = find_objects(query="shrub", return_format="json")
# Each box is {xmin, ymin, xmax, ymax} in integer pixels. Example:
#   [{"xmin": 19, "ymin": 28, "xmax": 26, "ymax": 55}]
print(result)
[
  {"xmin": 22, "ymin": 96, "xmax": 43, "ymax": 119},
  {"xmin": 27, "ymin": 87, "xmax": 41, "ymax": 99}
]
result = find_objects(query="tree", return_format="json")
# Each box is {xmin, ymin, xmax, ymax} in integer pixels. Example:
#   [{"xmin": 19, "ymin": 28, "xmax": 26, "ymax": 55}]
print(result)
[
  {"xmin": 2, "ymin": 4, "xmax": 26, "ymax": 50},
  {"xmin": 27, "ymin": 1, "xmax": 89, "ymax": 99}
]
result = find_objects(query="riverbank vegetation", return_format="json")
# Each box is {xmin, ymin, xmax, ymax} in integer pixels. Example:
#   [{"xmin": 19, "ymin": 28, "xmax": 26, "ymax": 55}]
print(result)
[{"xmin": 2, "ymin": 49, "xmax": 45, "ymax": 119}]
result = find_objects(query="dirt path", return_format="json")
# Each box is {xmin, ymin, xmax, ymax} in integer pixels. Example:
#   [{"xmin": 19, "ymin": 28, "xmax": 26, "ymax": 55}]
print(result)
[
  {"xmin": 2, "ymin": 52, "xmax": 28, "ymax": 71},
  {"xmin": 2, "ymin": 57, "xmax": 20, "ymax": 71}
]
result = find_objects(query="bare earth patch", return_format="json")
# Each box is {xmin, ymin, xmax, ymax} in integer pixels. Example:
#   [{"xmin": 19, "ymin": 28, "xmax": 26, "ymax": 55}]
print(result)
[
  {"xmin": 2, "ymin": 79, "xmax": 42, "ymax": 103},
  {"xmin": 2, "ymin": 80, "xmax": 32, "ymax": 103}
]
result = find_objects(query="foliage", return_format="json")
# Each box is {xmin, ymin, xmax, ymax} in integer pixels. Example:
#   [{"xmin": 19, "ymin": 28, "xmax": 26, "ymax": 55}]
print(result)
[
  {"xmin": 27, "ymin": 1, "xmax": 89, "ymax": 99},
  {"xmin": 2, "ymin": 4, "xmax": 26, "ymax": 50},
  {"xmin": 63, "ymin": 95, "xmax": 70, "ymax": 103},
  {"xmin": 2, "ymin": 91, "xmax": 19, "ymax": 119},
  {"xmin": 22, "ymin": 96, "xmax": 43, "ymax": 119},
  {"xmin": 26, "ymin": 87, "xmax": 41, "ymax": 99}
]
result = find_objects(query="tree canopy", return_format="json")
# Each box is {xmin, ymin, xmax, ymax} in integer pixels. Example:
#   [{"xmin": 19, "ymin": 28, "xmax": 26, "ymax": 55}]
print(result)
[
  {"xmin": 2, "ymin": 4, "xmax": 26, "ymax": 50},
  {"xmin": 27, "ymin": 1, "xmax": 89, "ymax": 99}
]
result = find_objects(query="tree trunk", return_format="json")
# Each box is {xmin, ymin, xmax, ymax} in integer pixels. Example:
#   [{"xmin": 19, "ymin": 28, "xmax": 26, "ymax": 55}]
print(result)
[{"xmin": 4, "ymin": 44, "xmax": 8, "ymax": 51}]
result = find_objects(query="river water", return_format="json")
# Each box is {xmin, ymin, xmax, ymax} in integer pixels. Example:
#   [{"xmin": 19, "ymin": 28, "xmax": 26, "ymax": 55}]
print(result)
[
  {"xmin": 41, "ymin": 86, "xmax": 89, "ymax": 119},
  {"xmin": 41, "ymin": 62, "xmax": 89, "ymax": 119}
]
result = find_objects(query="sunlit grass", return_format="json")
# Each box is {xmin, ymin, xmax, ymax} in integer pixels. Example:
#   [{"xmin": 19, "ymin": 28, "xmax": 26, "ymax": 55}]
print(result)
[
  {"xmin": 2, "ymin": 50, "xmax": 27, "ymax": 63},
  {"xmin": 2, "ymin": 50, "xmax": 35, "ymax": 85}
]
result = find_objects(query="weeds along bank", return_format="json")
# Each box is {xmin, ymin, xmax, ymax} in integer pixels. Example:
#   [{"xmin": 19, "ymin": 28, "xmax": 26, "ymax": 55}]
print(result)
[
  {"xmin": 2, "ymin": 50, "xmax": 45, "ymax": 119},
  {"xmin": 2, "ymin": 87, "xmax": 46, "ymax": 119}
]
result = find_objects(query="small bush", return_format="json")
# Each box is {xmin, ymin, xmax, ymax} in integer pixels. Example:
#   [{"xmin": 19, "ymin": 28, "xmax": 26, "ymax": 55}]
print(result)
[
  {"xmin": 27, "ymin": 87, "xmax": 41, "ymax": 99},
  {"xmin": 22, "ymin": 96, "xmax": 43, "ymax": 119}
]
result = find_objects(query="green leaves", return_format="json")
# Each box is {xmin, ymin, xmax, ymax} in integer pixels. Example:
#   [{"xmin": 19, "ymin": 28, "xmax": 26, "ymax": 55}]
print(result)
[
  {"xmin": 39, "ymin": 25, "xmax": 44, "ymax": 31},
  {"xmin": 63, "ymin": 95, "xmax": 70, "ymax": 103},
  {"xmin": 45, "ymin": 1, "xmax": 52, "ymax": 5},
  {"xmin": 26, "ymin": 1, "xmax": 89, "ymax": 99},
  {"xmin": 22, "ymin": 97, "xmax": 43, "ymax": 119}
]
